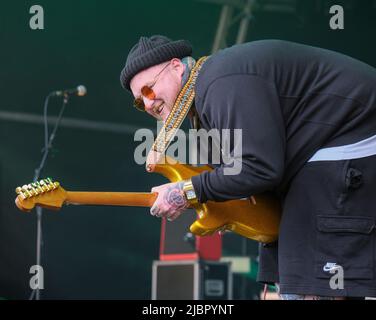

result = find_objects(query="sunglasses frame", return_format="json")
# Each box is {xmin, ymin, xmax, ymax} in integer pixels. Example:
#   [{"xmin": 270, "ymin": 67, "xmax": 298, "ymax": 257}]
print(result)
[{"xmin": 133, "ymin": 61, "xmax": 171, "ymax": 112}]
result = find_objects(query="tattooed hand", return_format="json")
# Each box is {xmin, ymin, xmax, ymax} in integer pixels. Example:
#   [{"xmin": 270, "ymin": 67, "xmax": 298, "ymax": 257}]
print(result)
[{"xmin": 150, "ymin": 182, "xmax": 189, "ymax": 221}]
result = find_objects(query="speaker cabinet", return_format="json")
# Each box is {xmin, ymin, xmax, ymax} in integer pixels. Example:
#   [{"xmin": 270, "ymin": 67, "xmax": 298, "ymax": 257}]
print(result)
[{"xmin": 152, "ymin": 260, "xmax": 232, "ymax": 300}]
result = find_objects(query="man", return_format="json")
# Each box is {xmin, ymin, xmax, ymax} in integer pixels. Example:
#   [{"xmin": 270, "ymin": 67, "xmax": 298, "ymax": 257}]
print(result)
[{"xmin": 120, "ymin": 35, "xmax": 376, "ymax": 299}]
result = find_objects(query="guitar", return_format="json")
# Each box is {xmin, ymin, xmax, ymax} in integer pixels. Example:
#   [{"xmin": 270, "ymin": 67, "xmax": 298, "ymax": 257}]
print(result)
[{"xmin": 14, "ymin": 157, "xmax": 281, "ymax": 243}]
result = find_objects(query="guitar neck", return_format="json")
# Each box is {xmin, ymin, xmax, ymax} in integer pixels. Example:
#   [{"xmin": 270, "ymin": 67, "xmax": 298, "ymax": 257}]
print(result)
[{"xmin": 65, "ymin": 191, "xmax": 157, "ymax": 208}]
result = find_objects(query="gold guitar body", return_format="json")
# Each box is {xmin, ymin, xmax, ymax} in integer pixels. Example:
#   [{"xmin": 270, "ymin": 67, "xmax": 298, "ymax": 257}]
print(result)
[{"xmin": 149, "ymin": 157, "xmax": 281, "ymax": 243}]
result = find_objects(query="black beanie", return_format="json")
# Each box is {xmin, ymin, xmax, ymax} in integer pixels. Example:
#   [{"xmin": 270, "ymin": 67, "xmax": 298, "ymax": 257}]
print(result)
[{"xmin": 120, "ymin": 35, "xmax": 193, "ymax": 91}]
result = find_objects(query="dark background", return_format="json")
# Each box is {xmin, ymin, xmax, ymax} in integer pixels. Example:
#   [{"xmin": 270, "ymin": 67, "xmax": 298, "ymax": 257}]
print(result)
[{"xmin": 0, "ymin": 0, "xmax": 375, "ymax": 299}]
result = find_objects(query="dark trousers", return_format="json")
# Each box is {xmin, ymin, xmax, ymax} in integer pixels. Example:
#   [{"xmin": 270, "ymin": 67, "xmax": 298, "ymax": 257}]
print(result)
[{"xmin": 258, "ymin": 155, "xmax": 376, "ymax": 297}]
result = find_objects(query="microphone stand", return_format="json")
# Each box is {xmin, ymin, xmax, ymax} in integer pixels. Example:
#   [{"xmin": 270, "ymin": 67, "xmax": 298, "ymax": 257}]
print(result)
[{"xmin": 29, "ymin": 92, "xmax": 70, "ymax": 300}]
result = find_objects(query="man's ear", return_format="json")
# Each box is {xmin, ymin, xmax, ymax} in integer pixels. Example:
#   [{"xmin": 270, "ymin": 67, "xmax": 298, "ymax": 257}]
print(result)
[{"xmin": 170, "ymin": 58, "xmax": 185, "ymax": 76}]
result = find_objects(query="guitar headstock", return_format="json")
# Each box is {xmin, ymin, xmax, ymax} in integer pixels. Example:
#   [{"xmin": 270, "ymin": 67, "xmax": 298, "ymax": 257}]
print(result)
[{"xmin": 15, "ymin": 178, "xmax": 67, "ymax": 212}]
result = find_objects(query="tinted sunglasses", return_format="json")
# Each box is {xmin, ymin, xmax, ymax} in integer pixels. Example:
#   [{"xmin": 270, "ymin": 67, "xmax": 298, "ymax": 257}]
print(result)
[{"xmin": 133, "ymin": 62, "xmax": 171, "ymax": 112}]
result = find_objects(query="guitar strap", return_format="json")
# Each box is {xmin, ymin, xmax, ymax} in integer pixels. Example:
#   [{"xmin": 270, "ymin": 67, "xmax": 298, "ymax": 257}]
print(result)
[{"xmin": 146, "ymin": 56, "xmax": 208, "ymax": 170}]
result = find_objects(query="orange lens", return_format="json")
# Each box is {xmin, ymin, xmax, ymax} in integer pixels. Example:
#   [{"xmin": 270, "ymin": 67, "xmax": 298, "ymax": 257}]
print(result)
[
  {"xmin": 141, "ymin": 86, "xmax": 156, "ymax": 100},
  {"xmin": 133, "ymin": 98, "xmax": 145, "ymax": 112}
]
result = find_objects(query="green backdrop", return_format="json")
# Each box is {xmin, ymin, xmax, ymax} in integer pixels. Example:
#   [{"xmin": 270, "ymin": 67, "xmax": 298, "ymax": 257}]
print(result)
[{"xmin": 0, "ymin": 0, "xmax": 375, "ymax": 299}]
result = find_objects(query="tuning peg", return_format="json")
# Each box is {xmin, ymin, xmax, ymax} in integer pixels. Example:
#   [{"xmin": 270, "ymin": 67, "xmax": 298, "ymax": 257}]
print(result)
[
  {"xmin": 43, "ymin": 179, "xmax": 52, "ymax": 191},
  {"xmin": 21, "ymin": 185, "xmax": 32, "ymax": 198},
  {"xmin": 28, "ymin": 184, "xmax": 40, "ymax": 196},
  {"xmin": 32, "ymin": 182, "xmax": 44, "ymax": 194},
  {"xmin": 15, "ymin": 186, "xmax": 28, "ymax": 200},
  {"xmin": 25, "ymin": 185, "xmax": 34, "ymax": 196},
  {"xmin": 30, "ymin": 185, "xmax": 41, "ymax": 197},
  {"xmin": 16, "ymin": 178, "xmax": 59, "ymax": 202},
  {"xmin": 46, "ymin": 178, "xmax": 58, "ymax": 190},
  {"xmin": 47, "ymin": 178, "xmax": 55, "ymax": 190},
  {"xmin": 19, "ymin": 192, "xmax": 28, "ymax": 200},
  {"xmin": 40, "ymin": 179, "xmax": 51, "ymax": 191},
  {"xmin": 39, "ymin": 180, "xmax": 49, "ymax": 192}
]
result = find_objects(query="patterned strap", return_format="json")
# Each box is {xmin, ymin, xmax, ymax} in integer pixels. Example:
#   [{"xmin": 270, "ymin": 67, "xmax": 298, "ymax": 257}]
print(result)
[{"xmin": 146, "ymin": 56, "xmax": 208, "ymax": 169}]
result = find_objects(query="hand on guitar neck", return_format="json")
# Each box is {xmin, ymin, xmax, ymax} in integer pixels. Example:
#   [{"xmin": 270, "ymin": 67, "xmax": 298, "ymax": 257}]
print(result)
[
  {"xmin": 14, "ymin": 178, "xmax": 159, "ymax": 212},
  {"xmin": 150, "ymin": 181, "xmax": 190, "ymax": 221}
]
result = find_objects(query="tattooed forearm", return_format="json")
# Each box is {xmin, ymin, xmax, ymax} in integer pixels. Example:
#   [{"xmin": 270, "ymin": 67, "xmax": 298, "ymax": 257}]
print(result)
[{"xmin": 163, "ymin": 182, "xmax": 188, "ymax": 210}]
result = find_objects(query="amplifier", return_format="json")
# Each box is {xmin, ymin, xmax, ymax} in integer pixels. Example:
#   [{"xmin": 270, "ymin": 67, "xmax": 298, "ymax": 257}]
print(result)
[{"xmin": 152, "ymin": 260, "xmax": 232, "ymax": 300}]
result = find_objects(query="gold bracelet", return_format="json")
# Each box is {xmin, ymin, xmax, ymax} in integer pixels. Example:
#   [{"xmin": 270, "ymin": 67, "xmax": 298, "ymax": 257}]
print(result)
[{"xmin": 182, "ymin": 179, "xmax": 198, "ymax": 205}]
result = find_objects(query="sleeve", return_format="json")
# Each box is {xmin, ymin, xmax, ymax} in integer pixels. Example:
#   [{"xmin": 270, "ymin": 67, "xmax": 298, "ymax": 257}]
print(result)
[{"xmin": 191, "ymin": 74, "xmax": 285, "ymax": 202}]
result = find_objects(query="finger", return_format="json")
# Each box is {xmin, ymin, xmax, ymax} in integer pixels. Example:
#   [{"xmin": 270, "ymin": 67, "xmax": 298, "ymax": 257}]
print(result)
[
  {"xmin": 151, "ymin": 187, "xmax": 159, "ymax": 193},
  {"xmin": 167, "ymin": 210, "xmax": 183, "ymax": 222},
  {"xmin": 170, "ymin": 206, "xmax": 188, "ymax": 220},
  {"xmin": 157, "ymin": 209, "xmax": 169, "ymax": 218},
  {"xmin": 151, "ymin": 182, "xmax": 172, "ymax": 193},
  {"xmin": 150, "ymin": 205, "xmax": 160, "ymax": 216},
  {"xmin": 157, "ymin": 206, "xmax": 172, "ymax": 218}
]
